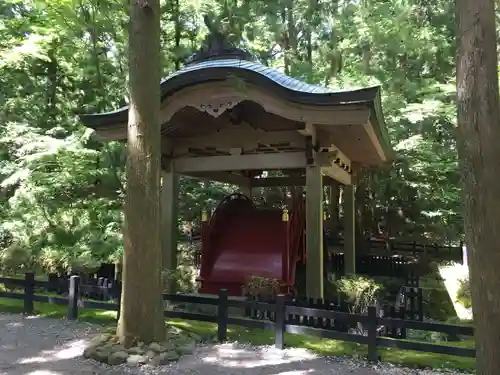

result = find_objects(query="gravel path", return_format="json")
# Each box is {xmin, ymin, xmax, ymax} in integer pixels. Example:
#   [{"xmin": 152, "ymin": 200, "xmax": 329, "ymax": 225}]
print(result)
[{"xmin": 0, "ymin": 313, "xmax": 468, "ymax": 375}]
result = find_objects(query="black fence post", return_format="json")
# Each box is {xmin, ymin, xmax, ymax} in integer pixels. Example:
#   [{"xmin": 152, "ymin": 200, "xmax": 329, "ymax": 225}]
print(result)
[
  {"xmin": 367, "ymin": 306, "xmax": 379, "ymax": 362},
  {"xmin": 217, "ymin": 289, "xmax": 228, "ymax": 342},
  {"xmin": 417, "ymin": 288, "xmax": 423, "ymax": 321},
  {"xmin": 275, "ymin": 294, "xmax": 286, "ymax": 350},
  {"xmin": 68, "ymin": 275, "xmax": 80, "ymax": 320},
  {"xmin": 24, "ymin": 272, "xmax": 35, "ymax": 315}
]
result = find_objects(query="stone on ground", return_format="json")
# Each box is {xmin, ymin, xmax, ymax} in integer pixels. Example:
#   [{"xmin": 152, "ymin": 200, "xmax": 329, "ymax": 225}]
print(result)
[
  {"xmin": 108, "ymin": 350, "xmax": 129, "ymax": 365},
  {"xmin": 127, "ymin": 354, "xmax": 149, "ymax": 366},
  {"xmin": 82, "ymin": 326, "xmax": 203, "ymax": 367}
]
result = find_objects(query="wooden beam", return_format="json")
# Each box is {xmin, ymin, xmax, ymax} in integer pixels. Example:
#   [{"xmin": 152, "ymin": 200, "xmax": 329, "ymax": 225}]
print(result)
[
  {"xmin": 322, "ymin": 165, "xmax": 352, "ymax": 185},
  {"xmin": 92, "ymin": 106, "xmax": 372, "ymax": 146},
  {"xmin": 306, "ymin": 165, "xmax": 324, "ymax": 299},
  {"xmin": 364, "ymin": 120, "xmax": 388, "ymax": 163},
  {"xmin": 93, "ymin": 124, "xmax": 127, "ymax": 141},
  {"xmin": 185, "ymin": 171, "xmax": 251, "ymax": 186},
  {"xmin": 298, "ymin": 123, "xmax": 317, "ymax": 141},
  {"xmin": 172, "ymin": 125, "xmax": 305, "ymax": 155},
  {"xmin": 251, "ymin": 175, "xmax": 339, "ymax": 187},
  {"xmin": 173, "ymin": 152, "xmax": 307, "ymax": 173}
]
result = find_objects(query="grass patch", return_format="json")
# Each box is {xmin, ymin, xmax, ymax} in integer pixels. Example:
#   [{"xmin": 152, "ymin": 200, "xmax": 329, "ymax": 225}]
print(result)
[
  {"xmin": 0, "ymin": 297, "xmax": 117, "ymax": 324},
  {"xmin": 170, "ymin": 318, "xmax": 475, "ymax": 371},
  {"xmin": 0, "ymin": 297, "xmax": 475, "ymax": 372}
]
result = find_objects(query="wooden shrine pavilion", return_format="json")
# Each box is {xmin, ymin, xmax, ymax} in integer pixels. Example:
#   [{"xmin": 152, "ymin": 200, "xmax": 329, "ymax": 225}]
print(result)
[{"xmin": 79, "ymin": 34, "xmax": 393, "ymax": 299}]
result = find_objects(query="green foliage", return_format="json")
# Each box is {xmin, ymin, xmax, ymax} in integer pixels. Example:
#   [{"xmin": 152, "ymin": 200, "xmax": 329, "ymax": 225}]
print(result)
[
  {"xmin": 456, "ymin": 277, "xmax": 472, "ymax": 309},
  {"xmin": 420, "ymin": 276, "xmax": 457, "ymax": 321},
  {"xmin": 0, "ymin": 0, "xmax": 468, "ymax": 272},
  {"xmin": 243, "ymin": 276, "xmax": 284, "ymax": 299},
  {"xmin": 0, "ymin": 243, "xmax": 32, "ymax": 272},
  {"xmin": 335, "ymin": 275, "xmax": 383, "ymax": 315},
  {"xmin": 161, "ymin": 244, "xmax": 198, "ymax": 294}
]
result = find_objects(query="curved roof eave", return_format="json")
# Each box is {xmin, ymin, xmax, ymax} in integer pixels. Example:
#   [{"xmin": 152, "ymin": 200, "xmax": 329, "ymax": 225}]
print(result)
[
  {"xmin": 370, "ymin": 90, "xmax": 395, "ymax": 164},
  {"xmin": 79, "ymin": 59, "xmax": 381, "ymax": 128}
]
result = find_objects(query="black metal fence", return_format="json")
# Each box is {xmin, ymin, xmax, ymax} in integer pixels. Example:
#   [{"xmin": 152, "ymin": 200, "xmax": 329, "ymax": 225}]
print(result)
[{"xmin": 0, "ymin": 273, "xmax": 475, "ymax": 362}]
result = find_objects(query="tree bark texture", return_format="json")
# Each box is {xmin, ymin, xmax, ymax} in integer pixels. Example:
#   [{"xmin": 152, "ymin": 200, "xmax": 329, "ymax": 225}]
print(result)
[
  {"xmin": 456, "ymin": 0, "xmax": 500, "ymax": 373},
  {"xmin": 117, "ymin": 0, "xmax": 165, "ymax": 345}
]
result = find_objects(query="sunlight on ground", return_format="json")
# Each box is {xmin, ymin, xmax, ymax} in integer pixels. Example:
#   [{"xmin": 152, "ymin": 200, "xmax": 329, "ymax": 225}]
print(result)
[
  {"xmin": 439, "ymin": 262, "xmax": 472, "ymax": 320},
  {"xmin": 201, "ymin": 343, "xmax": 316, "ymax": 369},
  {"xmin": 17, "ymin": 339, "xmax": 90, "ymax": 365},
  {"xmin": 96, "ymin": 310, "xmax": 117, "ymax": 318},
  {"xmin": 6, "ymin": 321, "xmax": 23, "ymax": 328}
]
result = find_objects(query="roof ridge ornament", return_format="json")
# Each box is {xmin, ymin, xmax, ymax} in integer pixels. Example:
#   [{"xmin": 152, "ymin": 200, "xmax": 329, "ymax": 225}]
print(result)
[{"xmin": 185, "ymin": 15, "xmax": 257, "ymax": 65}]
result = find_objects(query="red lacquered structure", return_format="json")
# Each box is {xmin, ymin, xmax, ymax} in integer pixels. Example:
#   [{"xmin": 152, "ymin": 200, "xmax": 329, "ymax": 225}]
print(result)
[{"xmin": 198, "ymin": 193, "xmax": 307, "ymax": 296}]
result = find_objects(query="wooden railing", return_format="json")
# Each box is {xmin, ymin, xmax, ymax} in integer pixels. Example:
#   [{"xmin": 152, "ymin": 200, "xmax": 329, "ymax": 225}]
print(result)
[{"xmin": 0, "ymin": 273, "xmax": 475, "ymax": 362}]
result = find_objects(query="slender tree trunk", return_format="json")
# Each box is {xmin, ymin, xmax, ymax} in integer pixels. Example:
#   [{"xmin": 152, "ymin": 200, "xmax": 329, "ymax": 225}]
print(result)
[
  {"xmin": 44, "ymin": 48, "xmax": 57, "ymax": 127},
  {"xmin": 280, "ymin": 6, "xmax": 290, "ymax": 76},
  {"xmin": 117, "ymin": 0, "xmax": 165, "ymax": 346},
  {"xmin": 456, "ymin": 0, "xmax": 500, "ymax": 373},
  {"xmin": 89, "ymin": 3, "xmax": 104, "ymax": 103},
  {"xmin": 286, "ymin": 0, "xmax": 297, "ymax": 75},
  {"xmin": 173, "ymin": 0, "xmax": 181, "ymax": 70}
]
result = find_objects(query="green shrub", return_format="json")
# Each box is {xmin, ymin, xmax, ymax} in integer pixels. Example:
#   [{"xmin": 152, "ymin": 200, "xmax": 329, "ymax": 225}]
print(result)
[
  {"xmin": 335, "ymin": 275, "xmax": 383, "ymax": 314},
  {"xmin": 407, "ymin": 326, "xmax": 447, "ymax": 343},
  {"xmin": 333, "ymin": 275, "xmax": 383, "ymax": 334},
  {"xmin": 243, "ymin": 276, "xmax": 284, "ymax": 300},
  {"xmin": 371, "ymin": 276, "xmax": 403, "ymax": 304},
  {"xmin": 161, "ymin": 243, "xmax": 200, "ymax": 294},
  {"xmin": 0, "ymin": 243, "xmax": 32, "ymax": 272},
  {"xmin": 162, "ymin": 266, "xmax": 197, "ymax": 294},
  {"xmin": 456, "ymin": 277, "xmax": 472, "ymax": 309}
]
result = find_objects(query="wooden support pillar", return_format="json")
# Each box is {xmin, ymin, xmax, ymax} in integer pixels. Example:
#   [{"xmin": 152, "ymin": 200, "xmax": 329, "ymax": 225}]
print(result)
[
  {"xmin": 306, "ymin": 166, "xmax": 324, "ymax": 299},
  {"xmin": 343, "ymin": 184, "xmax": 356, "ymax": 275},
  {"xmin": 240, "ymin": 171, "xmax": 254, "ymax": 199},
  {"xmin": 161, "ymin": 169, "xmax": 179, "ymax": 289}
]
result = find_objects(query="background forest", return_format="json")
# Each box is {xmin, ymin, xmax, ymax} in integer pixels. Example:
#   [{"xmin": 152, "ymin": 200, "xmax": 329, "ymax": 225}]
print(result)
[{"xmin": 0, "ymin": 0, "xmax": 471, "ymax": 274}]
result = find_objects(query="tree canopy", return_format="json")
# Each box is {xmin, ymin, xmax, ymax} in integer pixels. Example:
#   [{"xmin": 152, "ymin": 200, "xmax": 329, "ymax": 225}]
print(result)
[{"xmin": 0, "ymin": 0, "xmax": 466, "ymax": 273}]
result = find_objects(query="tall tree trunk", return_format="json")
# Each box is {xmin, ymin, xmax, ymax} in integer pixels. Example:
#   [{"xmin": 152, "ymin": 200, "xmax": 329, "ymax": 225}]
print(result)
[
  {"xmin": 117, "ymin": 0, "xmax": 165, "ymax": 346},
  {"xmin": 44, "ymin": 47, "xmax": 58, "ymax": 127},
  {"xmin": 456, "ymin": 0, "xmax": 500, "ymax": 373},
  {"xmin": 280, "ymin": 7, "xmax": 290, "ymax": 76},
  {"xmin": 89, "ymin": 2, "xmax": 104, "ymax": 100},
  {"xmin": 173, "ymin": 0, "xmax": 181, "ymax": 70},
  {"xmin": 286, "ymin": 0, "xmax": 297, "ymax": 75},
  {"xmin": 304, "ymin": 0, "xmax": 317, "ymax": 81}
]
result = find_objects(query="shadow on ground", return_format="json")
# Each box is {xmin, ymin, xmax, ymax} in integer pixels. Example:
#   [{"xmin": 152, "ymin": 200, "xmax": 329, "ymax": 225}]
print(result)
[{"xmin": 0, "ymin": 314, "xmax": 380, "ymax": 375}]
